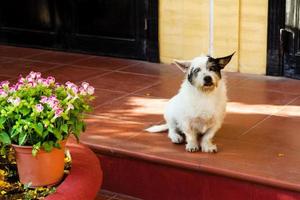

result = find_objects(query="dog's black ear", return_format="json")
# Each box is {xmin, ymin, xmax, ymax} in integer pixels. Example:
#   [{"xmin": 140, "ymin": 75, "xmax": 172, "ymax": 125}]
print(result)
[
  {"xmin": 173, "ymin": 59, "xmax": 192, "ymax": 72},
  {"xmin": 213, "ymin": 52, "xmax": 235, "ymax": 69}
]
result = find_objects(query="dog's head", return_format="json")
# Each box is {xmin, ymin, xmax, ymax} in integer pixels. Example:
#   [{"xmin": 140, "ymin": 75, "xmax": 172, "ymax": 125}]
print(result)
[{"xmin": 174, "ymin": 53, "xmax": 234, "ymax": 92}]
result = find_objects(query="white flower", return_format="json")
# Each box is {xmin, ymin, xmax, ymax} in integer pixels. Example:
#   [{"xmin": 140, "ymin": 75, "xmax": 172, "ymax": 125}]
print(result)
[
  {"xmin": 8, "ymin": 97, "xmax": 21, "ymax": 106},
  {"xmin": 66, "ymin": 103, "xmax": 74, "ymax": 112},
  {"xmin": 87, "ymin": 86, "xmax": 95, "ymax": 95}
]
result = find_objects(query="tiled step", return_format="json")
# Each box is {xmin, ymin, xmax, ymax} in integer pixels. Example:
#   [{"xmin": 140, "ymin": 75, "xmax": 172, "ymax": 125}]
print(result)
[{"xmin": 81, "ymin": 115, "xmax": 300, "ymax": 200}]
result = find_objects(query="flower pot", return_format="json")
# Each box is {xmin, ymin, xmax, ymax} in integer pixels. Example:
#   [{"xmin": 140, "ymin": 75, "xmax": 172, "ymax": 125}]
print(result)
[{"xmin": 12, "ymin": 140, "xmax": 66, "ymax": 187}]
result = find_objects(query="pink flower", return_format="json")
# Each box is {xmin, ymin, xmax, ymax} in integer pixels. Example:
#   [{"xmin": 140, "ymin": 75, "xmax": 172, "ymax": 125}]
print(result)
[
  {"xmin": 35, "ymin": 104, "xmax": 44, "ymax": 112},
  {"xmin": 0, "ymin": 81, "xmax": 9, "ymax": 88},
  {"xmin": 65, "ymin": 81, "xmax": 78, "ymax": 94},
  {"xmin": 35, "ymin": 72, "xmax": 41, "ymax": 78},
  {"xmin": 28, "ymin": 71, "xmax": 41, "ymax": 79},
  {"xmin": 54, "ymin": 108, "xmax": 63, "ymax": 118},
  {"xmin": 27, "ymin": 81, "xmax": 37, "ymax": 87},
  {"xmin": 18, "ymin": 75, "xmax": 25, "ymax": 84},
  {"xmin": 40, "ymin": 96, "xmax": 48, "ymax": 104},
  {"xmin": 81, "ymin": 82, "xmax": 89, "ymax": 90},
  {"xmin": 0, "ymin": 89, "xmax": 7, "ymax": 97},
  {"xmin": 26, "ymin": 76, "xmax": 34, "ymax": 83},
  {"xmin": 47, "ymin": 76, "xmax": 55, "ymax": 84},
  {"xmin": 79, "ymin": 87, "xmax": 87, "ymax": 95}
]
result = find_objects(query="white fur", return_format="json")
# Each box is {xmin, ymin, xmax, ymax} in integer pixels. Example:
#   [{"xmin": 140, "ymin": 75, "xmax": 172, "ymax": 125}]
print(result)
[{"xmin": 146, "ymin": 55, "xmax": 228, "ymax": 153}]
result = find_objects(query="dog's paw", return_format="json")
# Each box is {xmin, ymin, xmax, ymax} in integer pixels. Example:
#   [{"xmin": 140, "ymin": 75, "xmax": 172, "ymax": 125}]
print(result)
[
  {"xmin": 201, "ymin": 142, "xmax": 217, "ymax": 153},
  {"xmin": 169, "ymin": 133, "xmax": 184, "ymax": 144},
  {"xmin": 185, "ymin": 143, "xmax": 200, "ymax": 152}
]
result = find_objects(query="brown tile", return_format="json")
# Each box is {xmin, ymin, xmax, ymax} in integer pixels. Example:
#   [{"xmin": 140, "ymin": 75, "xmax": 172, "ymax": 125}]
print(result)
[
  {"xmin": 223, "ymin": 71, "xmax": 250, "ymax": 87},
  {"xmin": 134, "ymin": 76, "xmax": 183, "ymax": 98},
  {"xmin": 239, "ymin": 116, "xmax": 300, "ymax": 151},
  {"xmin": 0, "ymin": 57, "xmax": 13, "ymax": 64},
  {"xmin": 0, "ymin": 46, "xmax": 48, "ymax": 58},
  {"xmin": 238, "ymin": 75, "xmax": 300, "ymax": 95},
  {"xmin": 239, "ymin": 97, "xmax": 300, "ymax": 150},
  {"xmin": 217, "ymin": 113, "xmax": 269, "ymax": 139},
  {"xmin": 119, "ymin": 62, "xmax": 183, "ymax": 77},
  {"xmin": 227, "ymin": 86, "xmax": 298, "ymax": 106},
  {"xmin": 80, "ymin": 117, "xmax": 144, "ymax": 151},
  {"xmin": 92, "ymin": 89, "xmax": 127, "ymax": 108},
  {"xmin": 0, "ymin": 59, "xmax": 59, "ymax": 78},
  {"xmin": 87, "ymin": 71, "xmax": 159, "ymax": 93},
  {"xmin": 92, "ymin": 95, "xmax": 166, "ymax": 124},
  {"xmin": 276, "ymin": 97, "xmax": 300, "ymax": 117},
  {"xmin": 72, "ymin": 56, "xmax": 140, "ymax": 70},
  {"xmin": 42, "ymin": 65, "xmax": 108, "ymax": 83},
  {"xmin": 218, "ymin": 88, "xmax": 298, "ymax": 139},
  {"xmin": 27, "ymin": 51, "xmax": 88, "ymax": 64}
]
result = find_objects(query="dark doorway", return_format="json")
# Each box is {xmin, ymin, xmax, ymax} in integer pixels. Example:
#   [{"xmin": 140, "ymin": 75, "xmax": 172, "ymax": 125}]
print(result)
[
  {"xmin": 267, "ymin": 0, "xmax": 300, "ymax": 79},
  {"xmin": 0, "ymin": 0, "xmax": 158, "ymax": 62}
]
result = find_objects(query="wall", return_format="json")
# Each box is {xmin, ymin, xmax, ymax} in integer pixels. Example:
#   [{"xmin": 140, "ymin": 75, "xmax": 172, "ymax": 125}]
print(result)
[{"xmin": 159, "ymin": 0, "xmax": 269, "ymax": 74}]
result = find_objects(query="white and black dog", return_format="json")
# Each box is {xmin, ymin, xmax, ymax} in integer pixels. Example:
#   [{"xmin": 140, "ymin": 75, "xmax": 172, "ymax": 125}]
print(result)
[{"xmin": 146, "ymin": 53, "xmax": 234, "ymax": 153}]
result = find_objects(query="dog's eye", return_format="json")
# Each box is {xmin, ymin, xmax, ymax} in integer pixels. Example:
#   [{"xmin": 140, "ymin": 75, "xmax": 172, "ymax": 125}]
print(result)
[{"xmin": 194, "ymin": 68, "xmax": 201, "ymax": 73}]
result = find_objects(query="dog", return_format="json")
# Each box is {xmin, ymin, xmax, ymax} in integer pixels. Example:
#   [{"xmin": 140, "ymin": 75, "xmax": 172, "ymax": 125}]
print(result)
[{"xmin": 145, "ymin": 53, "xmax": 234, "ymax": 153}]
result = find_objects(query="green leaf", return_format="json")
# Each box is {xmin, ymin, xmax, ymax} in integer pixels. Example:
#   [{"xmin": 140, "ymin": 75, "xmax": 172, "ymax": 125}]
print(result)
[
  {"xmin": 20, "ymin": 107, "xmax": 31, "ymax": 116},
  {"xmin": 32, "ymin": 142, "xmax": 41, "ymax": 156},
  {"xmin": 42, "ymin": 130, "xmax": 49, "ymax": 139},
  {"xmin": 42, "ymin": 141, "xmax": 53, "ymax": 152},
  {"xmin": 18, "ymin": 132, "xmax": 27, "ymax": 145},
  {"xmin": 0, "ymin": 132, "xmax": 11, "ymax": 144},
  {"xmin": 61, "ymin": 124, "xmax": 68, "ymax": 133},
  {"xmin": 0, "ymin": 117, "xmax": 6, "ymax": 125},
  {"xmin": 53, "ymin": 128, "xmax": 62, "ymax": 140},
  {"xmin": 33, "ymin": 122, "xmax": 44, "ymax": 137}
]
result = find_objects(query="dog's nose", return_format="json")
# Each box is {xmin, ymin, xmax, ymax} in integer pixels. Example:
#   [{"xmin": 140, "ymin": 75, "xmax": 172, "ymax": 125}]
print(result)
[{"xmin": 204, "ymin": 76, "xmax": 212, "ymax": 83}]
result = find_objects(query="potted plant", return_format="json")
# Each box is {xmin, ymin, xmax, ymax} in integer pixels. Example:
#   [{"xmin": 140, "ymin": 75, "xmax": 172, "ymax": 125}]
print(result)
[{"xmin": 0, "ymin": 71, "xmax": 95, "ymax": 187}]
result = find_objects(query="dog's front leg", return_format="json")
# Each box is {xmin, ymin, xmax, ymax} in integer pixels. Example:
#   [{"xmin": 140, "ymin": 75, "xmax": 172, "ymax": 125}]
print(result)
[
  {"xmin": 182, "ymin": 122, "xmax": 199, "ymax": 152},
  {"xmin": 201, "ymin": 123, "xmax": 220, "ymax": 153}
]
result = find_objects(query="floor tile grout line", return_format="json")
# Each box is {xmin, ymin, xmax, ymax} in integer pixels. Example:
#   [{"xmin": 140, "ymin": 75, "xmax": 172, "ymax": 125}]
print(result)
[
  {"xmin": 79, "ymin": 61, "xmax": 162, "ymax": 87},
  {"xmin": 239, "ymin": 96, "xmax": 300, "ymax": 137},
  {"xmin": 9, "ymin": 54, "xmax": 95, "ymax": 66},
  {"xmin": 66, "ymin": 58, "xmax": 142, "ymax": 72},
  {"xmin": 66, "ymin": 55, "xmax": 95, "ymax": 65},
  {"xmin": 230, "ymin": 84, "xmax": 300, "ymax": 96},
  {"xmin": 91, "ymin": 80, "xmax": 162, "ymax": 111},
  {"xmin": 21, "ymin": 50, "xmax": 52, "ymax": 59}
]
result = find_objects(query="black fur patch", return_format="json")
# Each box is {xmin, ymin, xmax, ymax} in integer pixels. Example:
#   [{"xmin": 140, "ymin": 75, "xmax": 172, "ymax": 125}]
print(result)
[
  {"xmin": 187, "ymin": 67, "xmax": 201, "ymax": 85},
  {"xmin": 188, "ymin": 70, "xmax": 194, "ymax": 84},
  {"xmin": 207, "ymin": 57, "xmax": 222, "ymax": 79}
]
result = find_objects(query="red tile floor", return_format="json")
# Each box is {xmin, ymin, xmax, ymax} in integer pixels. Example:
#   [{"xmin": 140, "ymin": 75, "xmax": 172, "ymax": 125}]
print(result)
[{"xmin": 1, "ymin": 45, "xmax": 300, "ymax": 197}]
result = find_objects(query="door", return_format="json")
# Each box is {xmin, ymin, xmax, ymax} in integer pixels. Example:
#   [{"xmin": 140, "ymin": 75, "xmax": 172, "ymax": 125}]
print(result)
[
  {"xmin": 0, "ymin": 0, "xmax": 158, "ymax": 61},
  {"xmin": 282, "ymin": 0, "xmax": 300, "ymax": 79},
  {"xmin": 67, "ymin": 0, "xmax": 148, "ymax": 59},
  {"xmin": 0, "ymin": 0, "xmax": 58, "ymax": 47}
]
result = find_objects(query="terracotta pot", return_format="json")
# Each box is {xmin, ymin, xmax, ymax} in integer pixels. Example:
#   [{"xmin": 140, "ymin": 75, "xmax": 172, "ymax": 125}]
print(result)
[{"xmin": 12, "ymin": 140, "xmax": 66, "ymax": 187}]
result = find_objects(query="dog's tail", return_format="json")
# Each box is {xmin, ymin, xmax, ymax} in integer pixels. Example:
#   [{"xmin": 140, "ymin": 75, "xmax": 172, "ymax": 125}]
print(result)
[{"xmin": 145, "ymin": 124, "xmax": 168, "ymax": 133}]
